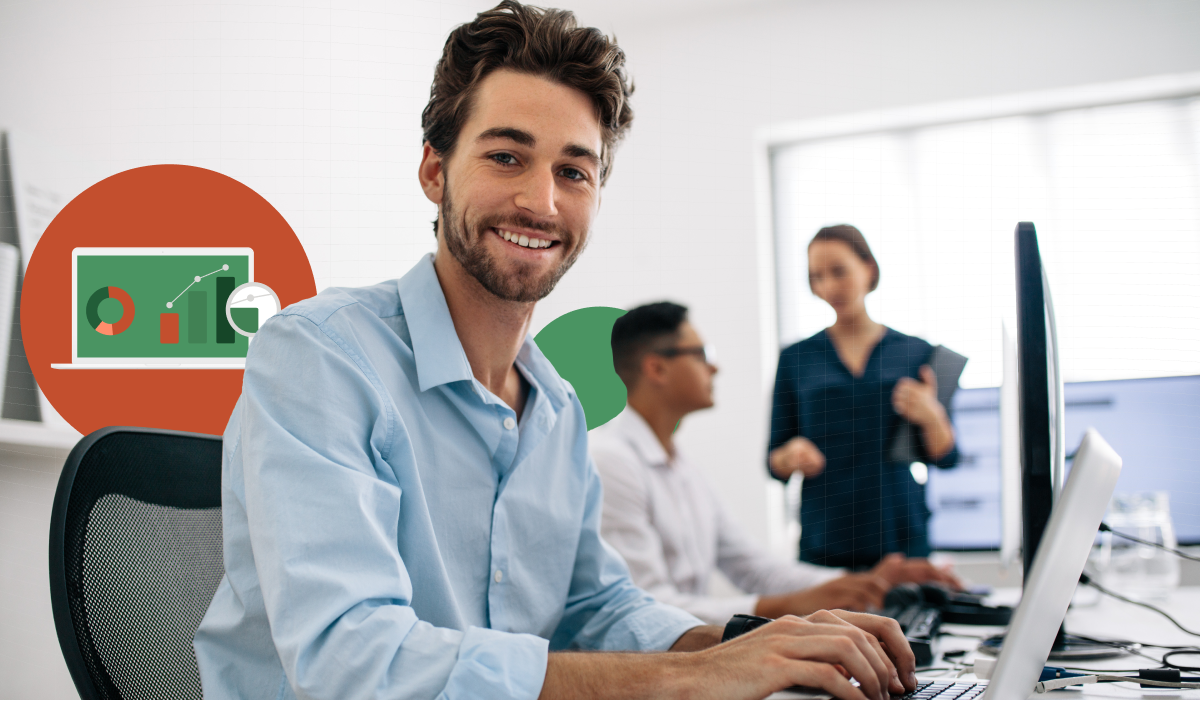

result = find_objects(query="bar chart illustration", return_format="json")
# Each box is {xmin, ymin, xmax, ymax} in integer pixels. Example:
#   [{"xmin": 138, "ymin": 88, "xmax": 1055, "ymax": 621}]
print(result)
[
  {"xmin": 71, "ymin": 248, "xmax": 253, "ymax": 364},
  {"xmin": 158, "ymin": 264, "xmax": 240, "ymax": 345}
]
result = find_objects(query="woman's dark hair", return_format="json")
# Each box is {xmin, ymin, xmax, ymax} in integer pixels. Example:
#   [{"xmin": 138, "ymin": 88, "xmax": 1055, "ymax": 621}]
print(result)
[
  {"xmin": 808, "ymin": 224, "xmax": 880, "ymax": 292},
  {"xmin": 610, "ymin": 302, "xmax": 688, "ymax": 387},
  {"xmin": 422, "ymin": 0, "xmax": 633, "ymax": 200}
]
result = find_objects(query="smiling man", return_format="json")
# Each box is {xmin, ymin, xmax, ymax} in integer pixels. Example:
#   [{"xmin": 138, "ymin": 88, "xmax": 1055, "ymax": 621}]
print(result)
[{"xmin": 192, "ymin": 2, "xmax": 917, "ymax": 699}]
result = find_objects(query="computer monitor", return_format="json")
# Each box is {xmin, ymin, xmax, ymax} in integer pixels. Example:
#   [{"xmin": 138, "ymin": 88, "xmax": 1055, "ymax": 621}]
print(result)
[
  {"xmin": 929, "ymin": 376, "xmax": 1200, "ymax": 549},
  {"xmin": 984, "ymin": 222, "xmax": 1118, "ymax": 659},
  {"xmin": 999, "ymin": 321, "xmax": 1020, "ymax": 570},
  {"xmin": 1014, "ymin": 221, "xmax": 1061, "ymax": 581}
]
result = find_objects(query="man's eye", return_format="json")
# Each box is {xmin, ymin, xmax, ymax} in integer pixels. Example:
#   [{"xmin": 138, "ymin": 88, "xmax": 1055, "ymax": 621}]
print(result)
[
  {"xmin": 560, "ymin": 167, "xmax": 586, "ymax": 181},
  {"xmin": 491, "ymin": 153, "xmax": 518, "ymax": 166}
]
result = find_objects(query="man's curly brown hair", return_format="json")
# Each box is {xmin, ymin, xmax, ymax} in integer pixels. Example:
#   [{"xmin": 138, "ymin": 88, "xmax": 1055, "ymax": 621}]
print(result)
[{"xmin": 421, "ymin": 1, "xmax": 634, "ymax": 233}]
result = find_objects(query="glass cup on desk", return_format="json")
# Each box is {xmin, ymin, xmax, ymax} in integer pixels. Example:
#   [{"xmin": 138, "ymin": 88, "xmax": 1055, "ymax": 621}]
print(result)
[{"xmin": 1090, "ymin": 491, "xmax": 1180, "ymax": 600}]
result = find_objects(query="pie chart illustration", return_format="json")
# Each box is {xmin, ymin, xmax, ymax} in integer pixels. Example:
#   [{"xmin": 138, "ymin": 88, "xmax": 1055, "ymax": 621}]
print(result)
[{"xmin": 86, "ymin": 286, "xmax": 135, "ymax": 336}]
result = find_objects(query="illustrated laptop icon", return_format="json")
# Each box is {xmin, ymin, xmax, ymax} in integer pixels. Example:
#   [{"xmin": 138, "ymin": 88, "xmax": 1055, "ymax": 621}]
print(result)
[{"xmin": 52, "ymin": 247, "xmax": 254, "ymax": 369}]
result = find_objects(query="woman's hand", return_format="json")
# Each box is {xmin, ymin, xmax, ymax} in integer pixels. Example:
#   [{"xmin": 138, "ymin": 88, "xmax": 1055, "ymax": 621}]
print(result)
[
  {"xmin": 891, "ymin": 365, "xmax": 944, "ymax": 427},
  {"xmin": 892, "ymin": 365, "xmax": 956, "ymax": 459},
  {"xmin": 769, "ymin": 436, "xmax": 826, "ymax": 479}
]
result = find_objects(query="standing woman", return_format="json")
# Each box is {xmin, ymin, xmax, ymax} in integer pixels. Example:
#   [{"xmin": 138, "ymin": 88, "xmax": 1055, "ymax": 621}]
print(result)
[{"xmin": 768, "ymin": 225, "xmax": 959, "ymax": 574}]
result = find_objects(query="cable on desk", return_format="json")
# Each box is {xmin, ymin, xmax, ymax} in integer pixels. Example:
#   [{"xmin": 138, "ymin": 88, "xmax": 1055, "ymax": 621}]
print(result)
[
  {"xmin": 1036, "ymin": 673, "xmax": 1200, "ymax": 693},
  {"xmin": 1063, "ymin": 633, "xmax": 1165, "ymax": 665},
  {"xmin": 1162, "ymin": 649, "xmax": 1200, "ymax": 673},
  {"xmin": 1080, "ymin": 572, "xmax": 1200, "ymax": 638},
  {"xmin": 1100, "ymin": 523, "xmax": 1200, "ymax": 563}
]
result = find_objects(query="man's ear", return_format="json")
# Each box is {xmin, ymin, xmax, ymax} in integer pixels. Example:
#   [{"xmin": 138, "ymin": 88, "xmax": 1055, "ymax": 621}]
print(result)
[
  {"xmin": 639, "ymin": 352, "xmax": 668, "ymax": 387},
  {"xmin": 418, "ymin": 142, "xmax": 445, "ymax": 205}
]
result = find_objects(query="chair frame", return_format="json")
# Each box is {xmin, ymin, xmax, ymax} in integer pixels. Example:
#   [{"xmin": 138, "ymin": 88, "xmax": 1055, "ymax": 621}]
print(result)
[{"xmin": 49, "ymin": 425, "xmax": 223, "ymax": 700}]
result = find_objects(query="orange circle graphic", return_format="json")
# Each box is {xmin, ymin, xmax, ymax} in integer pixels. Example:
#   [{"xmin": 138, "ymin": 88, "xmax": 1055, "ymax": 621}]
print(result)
[{"xmin": 22, "ymin": 165, "xmax": 317, "ymax": 436}]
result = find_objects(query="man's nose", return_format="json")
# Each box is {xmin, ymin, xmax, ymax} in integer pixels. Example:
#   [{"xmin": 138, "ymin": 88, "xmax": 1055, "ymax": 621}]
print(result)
[{"xmin": 514, "ymin": 168, "xmax": 558, "ymax": 218}]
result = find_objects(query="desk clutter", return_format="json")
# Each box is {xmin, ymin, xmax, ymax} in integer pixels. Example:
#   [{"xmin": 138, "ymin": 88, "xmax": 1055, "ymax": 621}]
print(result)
[{"xmin": 881, "ymin": 584, "xmax": 1013, "ymax": 666}]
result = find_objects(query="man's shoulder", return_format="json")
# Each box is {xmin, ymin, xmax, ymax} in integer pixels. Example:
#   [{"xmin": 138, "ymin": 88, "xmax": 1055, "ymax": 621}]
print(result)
[
  {"xmin": 588, "ymin": 415, "xmax": 649, "ymax": 478},
  {"xmin": 248, "ymin": 280, "xmax": 412, "ymax": 378},
  {"xmin": 277, "ymin": 280, "xmax": 404, "ymax": 329},
  {"xmin": 588, "ymin": 420, "xmax": 630, "ymax": 457}
]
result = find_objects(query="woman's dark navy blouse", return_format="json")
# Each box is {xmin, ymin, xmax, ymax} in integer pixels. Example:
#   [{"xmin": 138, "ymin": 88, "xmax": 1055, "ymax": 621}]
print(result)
[{"xmin": 768, "ymin": 328, "xmax": 959, "ymax": 569}]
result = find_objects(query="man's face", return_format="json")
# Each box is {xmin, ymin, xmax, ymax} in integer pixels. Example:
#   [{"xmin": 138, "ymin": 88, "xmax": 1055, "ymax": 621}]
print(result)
[
  {"xmin": 657, "ymin": 322, "xmax": 718, "ymax": 412},
  {"xmin": 428, "ymin": 69, "xmax": 604, "ymax": 302}
]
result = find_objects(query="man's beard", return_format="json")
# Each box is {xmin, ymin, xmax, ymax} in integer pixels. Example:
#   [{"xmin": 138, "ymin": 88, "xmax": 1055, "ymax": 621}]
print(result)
[{"xmin": 440, "ymin": 180, "xmax": 586, "ymax": 303}]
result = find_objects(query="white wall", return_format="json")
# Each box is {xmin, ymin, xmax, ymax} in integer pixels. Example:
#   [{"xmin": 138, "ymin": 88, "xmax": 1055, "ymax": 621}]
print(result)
[
  {"xmin": 2, "ymin": 0, "xmax": 1200, "ymax": 696},
  {"xmin": 556, "ymin": 0, "xmax": 1200, "ymax": 550}
]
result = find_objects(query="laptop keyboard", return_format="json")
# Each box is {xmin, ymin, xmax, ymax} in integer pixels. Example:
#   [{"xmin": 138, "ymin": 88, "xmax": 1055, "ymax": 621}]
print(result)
[{"xmin": 901, "ymin": 680, "xmax": 987, "ymax": 699}]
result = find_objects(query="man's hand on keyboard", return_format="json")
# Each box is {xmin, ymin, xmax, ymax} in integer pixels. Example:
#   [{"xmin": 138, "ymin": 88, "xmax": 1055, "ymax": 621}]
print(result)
[{"xmin": 685, "ymin": 610, "xmax": 917, "ymax": 699}]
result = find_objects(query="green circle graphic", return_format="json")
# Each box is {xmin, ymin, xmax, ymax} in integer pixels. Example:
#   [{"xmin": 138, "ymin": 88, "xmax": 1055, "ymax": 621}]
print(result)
[
  {"xmin": 535, "ymin": 306, "xmax": 627, "ymax": 431},
  {"xmin": 97, "ymin": 297, "xmax": 124, "ymax": 323}
]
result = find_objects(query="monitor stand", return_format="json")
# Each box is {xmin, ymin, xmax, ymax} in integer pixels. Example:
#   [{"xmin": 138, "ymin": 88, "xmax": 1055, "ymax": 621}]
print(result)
[{"xmin": 978, "ymin": 625, "xmax": 1125, "ymax": 660}]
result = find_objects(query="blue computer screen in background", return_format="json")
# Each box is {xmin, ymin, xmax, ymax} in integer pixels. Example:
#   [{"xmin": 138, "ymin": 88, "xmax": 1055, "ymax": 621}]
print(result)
[{"xmin": 928, "ymin": 375, "xmax": 1200, "ymax": 549}]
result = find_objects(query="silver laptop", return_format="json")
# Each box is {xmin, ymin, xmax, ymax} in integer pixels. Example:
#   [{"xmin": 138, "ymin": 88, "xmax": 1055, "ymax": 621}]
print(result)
[
  {"xmin": 775, "ymin": 428, "xmax": 1122, "ymax": 700},
  {"xmin": 52, "ymin": 247, "xmax": 254, "ymax": 369}
]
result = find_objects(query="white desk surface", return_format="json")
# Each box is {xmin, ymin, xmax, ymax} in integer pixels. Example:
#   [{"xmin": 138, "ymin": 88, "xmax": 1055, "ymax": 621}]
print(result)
[{"xmin": 927, "ymin": 585, "xmax": 1200, "ymax": 699}]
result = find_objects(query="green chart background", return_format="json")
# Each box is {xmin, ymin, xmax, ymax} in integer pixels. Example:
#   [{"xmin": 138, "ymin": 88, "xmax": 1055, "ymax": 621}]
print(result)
[
  {"xmin": 535, "ymin": 306, "xmax": 628, "ymax": 430},
  {"xmin": 76, "ymin": 254, "xmax": 251, "ymax": 358}
]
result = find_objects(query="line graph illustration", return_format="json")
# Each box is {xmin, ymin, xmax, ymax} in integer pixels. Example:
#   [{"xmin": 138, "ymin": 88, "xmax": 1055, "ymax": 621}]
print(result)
[
  {"xmin": 165, "ymin": 264, "xmax": 229, "ymax": 309},
  {"xmin": 158, "ymin": 263, "xmax": 237, "ymax": 345}
]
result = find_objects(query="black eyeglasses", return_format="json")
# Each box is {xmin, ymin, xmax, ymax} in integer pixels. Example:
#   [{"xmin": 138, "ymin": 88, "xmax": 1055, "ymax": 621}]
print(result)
[{"xmin": 651, "ymin": 344, "xmax": 716, "ymax": 364}]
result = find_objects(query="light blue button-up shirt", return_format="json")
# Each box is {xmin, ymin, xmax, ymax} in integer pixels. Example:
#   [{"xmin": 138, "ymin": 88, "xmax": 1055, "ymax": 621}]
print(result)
[{"xmin": 193, "ymin": 254, "xmax": 703, "ymax": 699}]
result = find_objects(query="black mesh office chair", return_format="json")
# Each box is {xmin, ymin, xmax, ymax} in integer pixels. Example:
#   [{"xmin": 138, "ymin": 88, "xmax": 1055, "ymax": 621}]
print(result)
[{"xmin": 49, "ymin": 426, "xmax": 225, "ymax": 699}]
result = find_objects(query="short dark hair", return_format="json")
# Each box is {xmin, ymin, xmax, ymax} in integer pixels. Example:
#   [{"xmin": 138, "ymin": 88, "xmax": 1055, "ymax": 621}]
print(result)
[
  {"xmin": 611, "ymin": 302, "xmax": 688, "ymax": 387},
  {"xmin": 422, "ymin": 1, "xmax": 635, "ymax": 234},
  {"xmin": 809, "ymin": 224, "xmax": 880, "ymax": 292}
]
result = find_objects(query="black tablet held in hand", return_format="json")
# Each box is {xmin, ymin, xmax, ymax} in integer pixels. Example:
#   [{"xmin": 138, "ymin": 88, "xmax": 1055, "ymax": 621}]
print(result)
[{"xmin": 888, "ymin": 345, "xmax": 968, "ymax": 464}]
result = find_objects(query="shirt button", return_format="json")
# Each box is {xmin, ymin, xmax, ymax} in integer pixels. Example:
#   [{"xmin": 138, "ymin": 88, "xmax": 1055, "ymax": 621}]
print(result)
[
  {"xmin": 503, "ymin": 417, "xmax": 516, "ymax": 430},
  {"xmin": 494, "ymin": 569, "xmax": 503, "ymax": 583}
]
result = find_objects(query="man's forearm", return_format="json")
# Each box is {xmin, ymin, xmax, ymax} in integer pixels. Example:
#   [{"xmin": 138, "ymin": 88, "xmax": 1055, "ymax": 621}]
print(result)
[
  {"xmin": 667, "ymin": 624, "xmax": 723, "ymax": 652},
  {"xmin": 540, "ymin": 650, "xmax": 690, "ymax": 699},
  {"xmin": 538, "ymin": 626, "xmax": 721, "ymax": 699}
]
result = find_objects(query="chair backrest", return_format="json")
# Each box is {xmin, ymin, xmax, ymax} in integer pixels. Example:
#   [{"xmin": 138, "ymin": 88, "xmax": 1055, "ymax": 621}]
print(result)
[{"xmin": 49, "ymin": 426, "xmax": 225, "ymax": 700}]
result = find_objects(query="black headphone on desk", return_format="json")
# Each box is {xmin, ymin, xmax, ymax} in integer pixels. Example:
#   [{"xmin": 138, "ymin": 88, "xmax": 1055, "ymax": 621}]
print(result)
[{"xmin": 884, "ymin": 583, "xmax": 1013, "ymax": 626}]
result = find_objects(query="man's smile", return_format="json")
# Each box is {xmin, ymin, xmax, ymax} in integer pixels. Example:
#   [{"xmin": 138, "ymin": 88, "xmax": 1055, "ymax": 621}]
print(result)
[{"xmin": 492, "ymin": 226, "xmax": 560, "ymax": 251}]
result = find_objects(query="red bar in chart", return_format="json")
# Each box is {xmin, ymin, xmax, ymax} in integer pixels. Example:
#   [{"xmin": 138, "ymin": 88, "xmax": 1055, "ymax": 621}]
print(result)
[{"xmin": 160, "ymin": 313, "xmax": 179, "ymax": 344}]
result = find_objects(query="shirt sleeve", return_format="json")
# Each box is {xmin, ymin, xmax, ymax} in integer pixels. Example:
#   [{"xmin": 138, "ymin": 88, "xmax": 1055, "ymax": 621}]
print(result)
[
  {"xmin": 238, "ymin": 312, "xmax": 548, "ymax": 699},
  {"xmin": 592, "ymin": 444, "xmax": 759, "ymax": 627},
  {"xmin": 709, "ymin": 481, "xmax": 845, "ymax": 597},
  {"xmin": 767, "ymin": 347, "xmax": 803, "ymax": 482},
  {"xmin": 550, "ymin": 448, "xmax": 705, "ymax": 649}
]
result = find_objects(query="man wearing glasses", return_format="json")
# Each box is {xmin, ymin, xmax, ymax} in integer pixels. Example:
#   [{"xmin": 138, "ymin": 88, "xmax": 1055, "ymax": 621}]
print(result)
[{"xmin": 594, "ymin": 302, "xmax": 961, "ymax": 628}]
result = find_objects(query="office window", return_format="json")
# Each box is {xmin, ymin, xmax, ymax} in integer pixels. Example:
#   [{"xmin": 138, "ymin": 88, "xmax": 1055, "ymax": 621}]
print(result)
[{"xmin": 771, "ymin": 94, "xmax": 1200, "ymax": 388}]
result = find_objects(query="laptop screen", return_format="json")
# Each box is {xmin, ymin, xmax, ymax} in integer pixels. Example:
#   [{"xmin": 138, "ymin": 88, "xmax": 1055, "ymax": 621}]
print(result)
[{"xmin": 73, "ymin": 248, "xmax": 253, "ymax": 362}]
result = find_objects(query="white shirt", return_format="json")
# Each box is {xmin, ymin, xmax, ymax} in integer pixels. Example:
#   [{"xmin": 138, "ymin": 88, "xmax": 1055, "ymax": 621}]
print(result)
[{"xmin": 591, "ymin": 407, "xmax": 844, "ymax": 626}]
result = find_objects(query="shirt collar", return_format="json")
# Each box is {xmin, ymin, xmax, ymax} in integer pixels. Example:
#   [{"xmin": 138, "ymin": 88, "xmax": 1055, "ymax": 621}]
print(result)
[
  {"xmin": 395, "ymin": 254, "xmax": 475, "ymax": 392},
  {"xmin": 612, "ymin": 405, "xmax": 672, "ymax": 467},
  {"xmin": 395, "ymin": 253, "xmax": 571, "ymax": 412}
]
